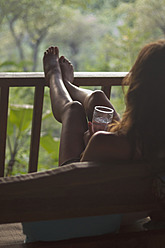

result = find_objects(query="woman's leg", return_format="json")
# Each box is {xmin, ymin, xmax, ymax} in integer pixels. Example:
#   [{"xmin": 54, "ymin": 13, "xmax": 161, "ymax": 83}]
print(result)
[
  {"xmin": 43, "ymin": 47, "xmax": 88, "ymax": 165},
  {"xmin": 59, "ymin": 56, "xmax": 120, "ymax": 121}
]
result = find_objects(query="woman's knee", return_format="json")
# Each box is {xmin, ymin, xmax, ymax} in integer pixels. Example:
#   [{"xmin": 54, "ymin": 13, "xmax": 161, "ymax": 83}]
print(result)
[
  {"xmin": 65, "ymin": 100, "xmax": 84, "ymax": 111},
  {"xmin": 62, "ymin": 101, "xmax": 87, "ymax": 130},
  {"xmin": 85, "ymin": 90, "xmax": 107, "ymax": 121},
  {"xmin": 89, "ymin": 90, "xmax": 106, "ymax": 103},
  {"xmin": 63, "ymin": 101, "xmax": 86, "ymax": 119}
]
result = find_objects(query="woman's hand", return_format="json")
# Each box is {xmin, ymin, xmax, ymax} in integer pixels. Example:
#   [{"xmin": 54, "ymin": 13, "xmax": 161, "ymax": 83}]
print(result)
[{"xmin": 83, "ymin": 121, "xmax": 94, "ymax": 146}]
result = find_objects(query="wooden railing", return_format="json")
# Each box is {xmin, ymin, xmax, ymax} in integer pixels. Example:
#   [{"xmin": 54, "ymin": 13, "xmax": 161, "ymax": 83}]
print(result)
[{"xmin": 0, "ymin": 72, "xmax": 127, "ymax": 177}]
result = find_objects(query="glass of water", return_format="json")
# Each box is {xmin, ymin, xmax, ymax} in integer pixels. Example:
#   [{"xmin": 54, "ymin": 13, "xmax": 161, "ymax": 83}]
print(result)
[{"xmin": 92, "ymin": 106, "xmax": 114, "ymax": 133}]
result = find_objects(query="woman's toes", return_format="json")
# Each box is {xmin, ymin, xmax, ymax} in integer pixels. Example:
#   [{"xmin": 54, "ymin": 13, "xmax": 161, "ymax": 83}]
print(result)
[
  {"xmin": 59, "ymin": 56, "xmax": 66, "ymax": 64},
  {"xmin": 55, "ymin": 46, "xmax": 59, "ymax": 57}
]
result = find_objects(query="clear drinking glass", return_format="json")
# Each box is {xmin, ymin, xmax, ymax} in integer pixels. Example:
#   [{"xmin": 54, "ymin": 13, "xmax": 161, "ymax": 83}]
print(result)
[{"xmin": 92, "ymin": 106, "xmax": 114, "ymax": 133}]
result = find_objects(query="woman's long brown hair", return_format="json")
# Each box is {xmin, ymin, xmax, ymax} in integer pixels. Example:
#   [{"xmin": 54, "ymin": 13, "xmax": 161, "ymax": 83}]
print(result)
[{"xmin": 110, "ymin": 40, "xmax": 165, "ymax": 162}]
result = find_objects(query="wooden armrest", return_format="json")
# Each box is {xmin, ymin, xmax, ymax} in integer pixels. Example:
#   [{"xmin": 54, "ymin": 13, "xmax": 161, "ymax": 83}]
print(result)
[{"xmin": 0, "ymin": 161, "xmax": 160, "ymax": 224}]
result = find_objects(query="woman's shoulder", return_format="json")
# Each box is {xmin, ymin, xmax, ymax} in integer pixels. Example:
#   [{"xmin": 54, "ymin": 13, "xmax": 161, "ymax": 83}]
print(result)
[
  {"xmin": 92, "ymin": 130, "xmax": 128, "ymax": 144},
  {"xmin": 91, "ymin": 131, "xmax": 132, "ymax": 161}
]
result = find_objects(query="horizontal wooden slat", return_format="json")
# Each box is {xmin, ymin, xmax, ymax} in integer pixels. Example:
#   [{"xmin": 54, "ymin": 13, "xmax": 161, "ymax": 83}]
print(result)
[
  {"xmin": 73, "ymin": 72, "xmax": 127, "ymax": 86},
  {"xmin": 0, "ymin": 72, "xmax": 127, "ymax": 87}
]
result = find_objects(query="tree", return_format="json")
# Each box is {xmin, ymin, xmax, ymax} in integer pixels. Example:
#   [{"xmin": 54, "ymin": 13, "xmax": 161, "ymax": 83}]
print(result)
[
  {"xmin": 46, "ymin": 9, "xmax": 102, "ymax": 71},
  {"xmin": 136, "ymin": 0, "xmax": 165, "ymax": 38},
  {"xmin": 6, "ymin": 104, "xmax": 33, "ymax": 176},
  {"xmin": 0, "ymin": 0, "xmax": 74, "ymax": 71}
]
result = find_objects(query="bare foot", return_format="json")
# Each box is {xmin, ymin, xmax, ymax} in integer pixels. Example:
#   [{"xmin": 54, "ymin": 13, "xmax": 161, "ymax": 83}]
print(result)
[
  {"xmin": 43, "ymin": 46, "xmax": 61, "ymax": 85},
  {"xmin": 59, "ymin": 56, "xmax": 74, "ymax": 84}
]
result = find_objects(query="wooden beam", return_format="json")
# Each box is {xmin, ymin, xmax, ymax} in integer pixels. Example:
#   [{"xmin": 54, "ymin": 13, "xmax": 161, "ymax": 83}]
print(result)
[{"xmin": 0, "ymin": 72, "xmax": 127, "ymax": 87}]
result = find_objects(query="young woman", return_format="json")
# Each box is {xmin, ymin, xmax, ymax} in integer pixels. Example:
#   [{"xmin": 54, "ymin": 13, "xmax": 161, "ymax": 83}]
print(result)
[
  {"xmin": 44, "ymin": 40, "xmax": 165, "ymax": 167},
  {"xmin": 23, "ymin": 40, "xmax": 165, "ymax": 242}
]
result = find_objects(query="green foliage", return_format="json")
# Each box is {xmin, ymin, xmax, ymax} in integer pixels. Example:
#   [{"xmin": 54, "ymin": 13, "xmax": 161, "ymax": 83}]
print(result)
[
  {"xmin": 0, "ymin": 0, "xmax": 78, "ymax": 71},
  {"xmin": 0, "ymin": 60, "xmax": 32, "ymax": 72},
  {"xmin": 110, "ymin": 87, "xmax": 125, "ymax": 117},
  {"xmin": 40, "ymin": 135, "xmax": 60, "ymax": 161},
  {"xmin": 136, "ymin": 0, "xmax": 165, "ymax": 38},
  {"xmin": 5, "ymin": 98, "xmax": 61, "ymax": 176},
  {"xmin": 6, "ymin": 104, "xmax": 33, "ymax": 176},
  {"xmin": 8, "ymin": 104, "xmax": 33, "ymax": 132},
  {"xmin": 37, "ymin": 136, "xmax": 60, "ymax": 171}
]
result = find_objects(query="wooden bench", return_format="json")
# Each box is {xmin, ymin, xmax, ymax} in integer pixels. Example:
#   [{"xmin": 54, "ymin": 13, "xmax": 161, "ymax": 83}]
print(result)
[{"xmin": 0, "ymin": 72, "xmax": 165, "ymax": 247}]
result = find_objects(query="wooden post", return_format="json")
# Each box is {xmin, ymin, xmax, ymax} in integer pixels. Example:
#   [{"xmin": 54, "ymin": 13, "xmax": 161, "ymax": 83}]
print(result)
[
  {"xmin": 0, "ymin": 86, "xmax": 9, "ymax": 177},
  {"xmin": 28, "ymin": 85, "xmax": 44, "ymax": 173}
]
